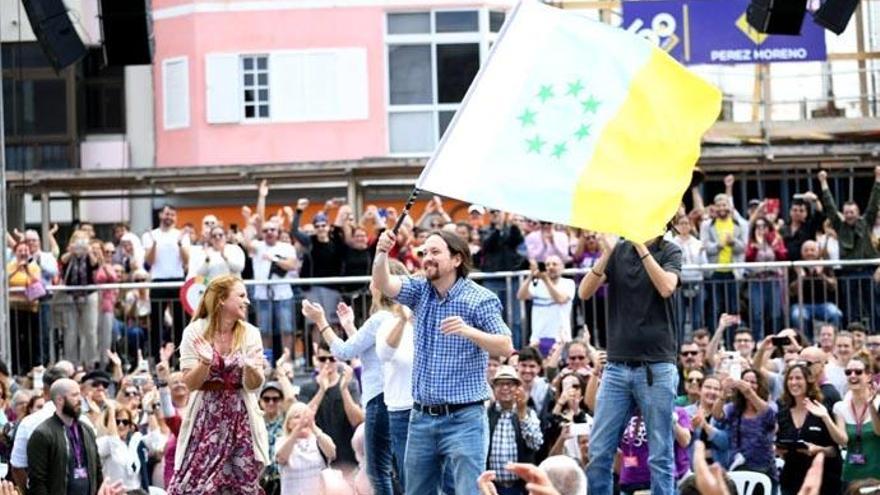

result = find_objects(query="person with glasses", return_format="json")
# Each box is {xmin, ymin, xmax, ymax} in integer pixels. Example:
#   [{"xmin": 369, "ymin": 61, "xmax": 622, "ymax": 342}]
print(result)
[
  {"xmin": 677, "ymin": 370, "xmax": 705, "ymax": 407},
  {"xmin": 189, "ymin": 225, "xmax": 246, "ymax": 281},
  {"xmin": 298, "ymin": 343, "xmax": 362, "ymax": 470},
  {"xmin": 543, "ymin": 372, "xmax": 591, "ymax": 464},
  {"xmin": 732, "ymin": 327, "xmax": 756, "ymax": 360},
  {"xmin": 800, "ymin": 347, "xmax": 843, "ymax": 413},
  {"xmin": 247, "ymin": 218, "xmax": 298, "ymax": 360},
  {"xmin": 832, "ymin": 355, "xmax": 880, "ymax": 484},
  {"xmin": 776, "ymin": 363, "xmax": 846, "ymax": 495},
  {"xmin": 95, "ymin": 405, "xmax": 147, "ymax": 492},
  {"xmin": 258, "ymin": 382, "xmax": 288, "ymax": 494},
  {"xmin": 484, "ymin": 366, "xmax": 543, "ymax": 495},
  {"xmin": 677, "ymin": 342, "xmax": 705, "ymax": 398}
]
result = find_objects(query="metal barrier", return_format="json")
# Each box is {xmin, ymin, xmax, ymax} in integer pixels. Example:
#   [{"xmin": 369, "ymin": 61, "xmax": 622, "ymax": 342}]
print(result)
[{"xmin": 6, "ymin": 259, "xmax": 879, "ymax": 374}]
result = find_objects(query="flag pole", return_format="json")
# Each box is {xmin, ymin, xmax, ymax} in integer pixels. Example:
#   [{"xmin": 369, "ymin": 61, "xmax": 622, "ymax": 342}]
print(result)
[{"xmin": 392, "ymin": 188, "xmax": 420, "ymax": 234}]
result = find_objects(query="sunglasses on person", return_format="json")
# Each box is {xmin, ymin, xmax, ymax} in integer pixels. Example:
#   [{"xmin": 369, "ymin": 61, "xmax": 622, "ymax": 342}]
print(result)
[
  {"xmin": 845, "ymin": 369, "xmax": 865, "ymax": 376},
  {"xmin": 681, "ymin": 351, "xmax": 700, "ymax": 357},
  {"xmin": 116, "ymin": 419, "xmax": 132, "ymax": 427},
  {"xmin": 314, "ymin": 224, "xmax": 329, "ymax": 229},
  {"xmin": 567, "ymin": 355, "xmax": 587, "ymax": 361},
  {"xmin": 124, "ymin": 389, "xmax": 140, "ymax": 397},
  {"xmin": 317, "ymin": 356, "xmax": 336, "ymax": 363},
  {"xmin": 261, "ymin": 395, "xmax": 282, "ymax": 403},
  {"xmin": 688, "ymin": 377, "xmax": 704, "ymax": 384}
]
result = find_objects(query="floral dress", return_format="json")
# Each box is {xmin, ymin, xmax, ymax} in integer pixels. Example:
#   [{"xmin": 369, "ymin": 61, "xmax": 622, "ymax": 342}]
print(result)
[{"xmin": 167, "ymin": 352, "xmax": 265, "ymax": 495}]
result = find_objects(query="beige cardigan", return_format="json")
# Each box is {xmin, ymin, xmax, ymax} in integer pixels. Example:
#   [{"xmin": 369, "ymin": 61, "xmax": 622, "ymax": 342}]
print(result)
[{"xmin": 174, "ymin": 318, "xmax": 270, "ymax": 469}]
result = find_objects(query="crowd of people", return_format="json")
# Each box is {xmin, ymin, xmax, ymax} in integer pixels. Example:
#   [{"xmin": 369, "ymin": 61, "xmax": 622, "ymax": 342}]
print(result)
[{"xmin": 0, "ymin": 168, "xmax": 879, "ymax": 494}]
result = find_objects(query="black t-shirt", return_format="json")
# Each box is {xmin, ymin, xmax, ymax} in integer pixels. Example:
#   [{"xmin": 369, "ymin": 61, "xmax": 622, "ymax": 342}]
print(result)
[
  {"xmin": 605, "ymin": 239, "xmax": 682, "ymax": 362},
  {"xmin": 777, "ymin": 406, "xmax": 842, "ymax": 495},
  {"xmin": 306, "ymin": 230, "xmax": 345, "ymax": 278},
  {"xmin": 298, "ymin": 380, "xmax": 361, "ymax": 467}
]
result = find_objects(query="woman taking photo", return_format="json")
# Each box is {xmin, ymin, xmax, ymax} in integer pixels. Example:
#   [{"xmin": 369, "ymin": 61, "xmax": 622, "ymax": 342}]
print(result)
[
  {"xmin": 833, "ymin": 356, "xmax": 880, "ymax": 483},
  {"xmin": 275, "ymin": 402, "xmax": 336, "ymax": 495},
  {"xmin": 167, "ymin": 274, "xmax": 268, "ymax": 494},
  {"xmin": 7, "ymin": 241, "xmax": 42, "ymax": 374},
  {"xmin": 714, "ymin": 369, "xmax": 777, "ymax": 483},
  {"xmin": 776, "ymin": 364, "xmax": 846, "ymax": 495}
]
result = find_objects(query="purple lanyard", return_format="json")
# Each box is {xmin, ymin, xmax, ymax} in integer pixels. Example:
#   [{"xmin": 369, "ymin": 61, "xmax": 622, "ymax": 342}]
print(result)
[{"xmin": 68, "ymin": 424, "xmax": 84, "ymax": 468}]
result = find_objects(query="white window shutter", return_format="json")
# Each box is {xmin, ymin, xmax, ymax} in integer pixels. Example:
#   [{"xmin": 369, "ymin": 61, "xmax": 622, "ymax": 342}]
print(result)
[
  {"xmin": 162, "ymin": 57, "xmax": 190, "ymax": 129},
  {"xmin": 269, "ymin": 52, "xmax": 306, "ymax": 122},
  {"xmin": 334, "ymin": 48, "xmax": 369, "ymax": 121},
  {"xmin": 205, "ymin": 53, "xmax": 241, "ymax": 124}
]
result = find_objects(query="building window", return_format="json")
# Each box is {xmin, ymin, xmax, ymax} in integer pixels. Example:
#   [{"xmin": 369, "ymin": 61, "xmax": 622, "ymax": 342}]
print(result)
[
  {"xmin": 241, "ymin": 54, "xmax": 269, "ymax": 120},
  {"xmin": 162, "ymin": 57, "xmax": 190, "ymax": 129},
  {"xmin": 386, "ymin": 9, "xmax": 502, "ymax": 154},
  {"xmin": 80, "ymin": 49, "xmax": 125, "ymax": 134}
]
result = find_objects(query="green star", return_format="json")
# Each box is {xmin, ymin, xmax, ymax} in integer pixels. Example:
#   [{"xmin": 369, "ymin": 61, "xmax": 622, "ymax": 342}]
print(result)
[
  {"xmin": 566, "ymin": 79, "xmax": 584, "ymax": 97},
  {"xmin": 551, "ymin": 142, "xmax": 568, "ymax": 159},
  {"xmin": 537, "ymin": 85, "xmax": 554, "ymax": 103},
  {"xmin": 525, "ymin": 135, "xmax": 546, "ymax": 154},
  {"xmin": 581, "ymin": 95, "xmax": 600, "ymax": 114},
  {"xmin": 574, "ymin": 124, "xmax": 591, "ymax": 140},
  {"xmin": 517, "ymin": 108, "xmax": 537, "ymax": 127}
]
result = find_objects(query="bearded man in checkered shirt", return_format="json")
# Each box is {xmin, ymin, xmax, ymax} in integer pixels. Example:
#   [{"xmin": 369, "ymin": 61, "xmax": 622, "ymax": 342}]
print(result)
[{"xmin": 373, "ymin": 228, "xmax": 514, "ymax": 495}]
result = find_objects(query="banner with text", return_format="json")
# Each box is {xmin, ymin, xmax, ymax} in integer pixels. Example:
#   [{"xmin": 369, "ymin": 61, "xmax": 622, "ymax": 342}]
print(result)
[{"xmin": 622, "ymin": 0, "xmax": 827, "ymax": 64}]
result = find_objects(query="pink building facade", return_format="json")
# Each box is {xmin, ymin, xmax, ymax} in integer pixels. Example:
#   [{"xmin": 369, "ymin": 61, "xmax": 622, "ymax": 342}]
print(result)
[{"xmin": 152, "ymin": 0, "xmax": 511, "ymax": 168}]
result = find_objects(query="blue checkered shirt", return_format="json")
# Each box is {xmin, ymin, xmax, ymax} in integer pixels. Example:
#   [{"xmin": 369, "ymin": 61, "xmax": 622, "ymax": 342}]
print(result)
[
  {"xmin": 396, "ymin": 276, "xmax": 511, "ymax": 405},
  {"xmin": 488, "ymin": 404, "xmax": 543, "ymax": 482}
]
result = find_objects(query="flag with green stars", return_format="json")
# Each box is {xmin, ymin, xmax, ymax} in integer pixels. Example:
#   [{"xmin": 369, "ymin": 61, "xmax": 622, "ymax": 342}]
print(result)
[{"xmin": 416, "ymin": 0, "xmax": 721, "ymax": 242}]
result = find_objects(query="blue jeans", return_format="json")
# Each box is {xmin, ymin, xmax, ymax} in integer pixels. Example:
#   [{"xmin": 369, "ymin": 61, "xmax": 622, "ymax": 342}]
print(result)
[
  {"xmin": 747, "ymin": 278, "xmax": 782, "ymax": 342},
  {"xmin": 482, "ymin": 279, "xmax": 522, "ymax": 349},
  {"xmin": 791, "ymin": 302, "xmax": 843, "ymax": 342},
  {"xmin": 388, "ymin": 409, "xmax": 411, "ymax": 491},
  {"xmin": 255, "ymin": 299, "xmax": 294, "ymax": 335},
  {"xmin": 366, "ymin": 395, "xmax": 394, "ymax": 495},
  {"xmin": 405, "ymin": 404, "xmax": 488, "ymax": 495},
  {"xmin": 587, "ymin": 362, "xmax": 678, "ymax": 495}
]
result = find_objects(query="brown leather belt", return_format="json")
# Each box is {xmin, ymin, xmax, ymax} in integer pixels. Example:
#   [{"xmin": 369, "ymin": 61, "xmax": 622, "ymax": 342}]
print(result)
[{"xmin": 200, "ymin": 381, "xmax": 242, "ymax": 392}]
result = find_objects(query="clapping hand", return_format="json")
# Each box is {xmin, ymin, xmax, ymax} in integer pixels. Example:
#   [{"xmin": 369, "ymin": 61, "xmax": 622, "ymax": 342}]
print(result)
[
  {"xmin": 192, "ymin": 335, "xmax": 215, "ymax": 364},
  {"xmin": 339, "ymin": 365, "xmax": 354, "ymax": 391},
  {"xmin": 244, "ymin": 347, "xmax": 265, "ymax": 370},
  {"xmin": 336, "ymin": 302, "xmax": 355, "ymax": 329},
  {"xmin": 301, "ymin": 299, "xmax": 326, "ymax": 323}
]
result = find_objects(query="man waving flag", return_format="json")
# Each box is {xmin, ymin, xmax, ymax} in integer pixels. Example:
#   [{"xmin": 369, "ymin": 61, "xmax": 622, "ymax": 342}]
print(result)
[{"xmin": 417, "ymin": 0, "xmax": 721, "ymax": 242}]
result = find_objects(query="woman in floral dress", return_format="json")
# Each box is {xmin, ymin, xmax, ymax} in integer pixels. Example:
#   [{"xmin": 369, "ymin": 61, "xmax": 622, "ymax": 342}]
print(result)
[{"xmin": 168, "ymin": 274, "xmax": 269, "ymax": 495}]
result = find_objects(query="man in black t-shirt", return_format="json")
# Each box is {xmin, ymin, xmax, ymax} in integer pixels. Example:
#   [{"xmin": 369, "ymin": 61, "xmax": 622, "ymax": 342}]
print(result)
[{"xmin": 578, "ymin": 232, "xmax": 682, "ymax": 495}]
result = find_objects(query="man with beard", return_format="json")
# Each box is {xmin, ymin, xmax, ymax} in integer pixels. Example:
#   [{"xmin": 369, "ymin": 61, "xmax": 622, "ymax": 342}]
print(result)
[
  {"xmin": 700, "ymin": 193, "xmax": 746, "ymax": 325},
  {"xmin": 373, "ymin": 229, "xmax": 513, "ymax": 494},
  {"xmin": 27, "ymin": 379, "xmax": 102, "ymax": 495},
  {"xmin": 142, "ymin": 204, "xmax": 190, "ymax": 355}
]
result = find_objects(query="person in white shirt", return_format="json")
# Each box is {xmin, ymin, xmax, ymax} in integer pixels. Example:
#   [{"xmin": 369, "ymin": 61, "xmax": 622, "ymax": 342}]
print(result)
[
  {"xmin": 141, "ymin": 204, "xmax": 190, "ymax": 356},
  {"xmin": 95, "ymin": 405, "xmax": 145, "ymax": 492},
  {"xmin": 248, "ymin": 218, "xmax": 298, "ymax": 357},
  {"xmin": 23, "ymin": 230, "xmax": 58, "ymax": 365},
  {"xmin": 671, "ymin": 215, "xmax": 708, "ymax": 334},
  {"xmin": 517, "ymin": 255, "xmax": 576, "ymax": 346},
  {"xmin": 375, "ymin": 288, "xmax": 414, "ymax": 492},
  {"xmin": 187, "ymin": 225, "xmax": 245, "ymax": 280},
  {"xmin": 275, "ymin": 402, "xmax": 336, "ymax": 495}
]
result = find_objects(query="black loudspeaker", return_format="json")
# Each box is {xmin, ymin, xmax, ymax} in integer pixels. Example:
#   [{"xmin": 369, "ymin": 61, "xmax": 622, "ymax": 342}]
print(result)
[
  {"xmin": 813, "ymin": 0, "xmax": 859, "ymax": 34},
  {"xmin": 100, "ymin": 0, "xmax": 154, "ymax": 66},
  {"xmin": 746, "ymin": 0, "xmax": 808, "ymax": 34},
  {"xmin": 21, "ymin": 0, "xmax": 87, "ymax": 71}
]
